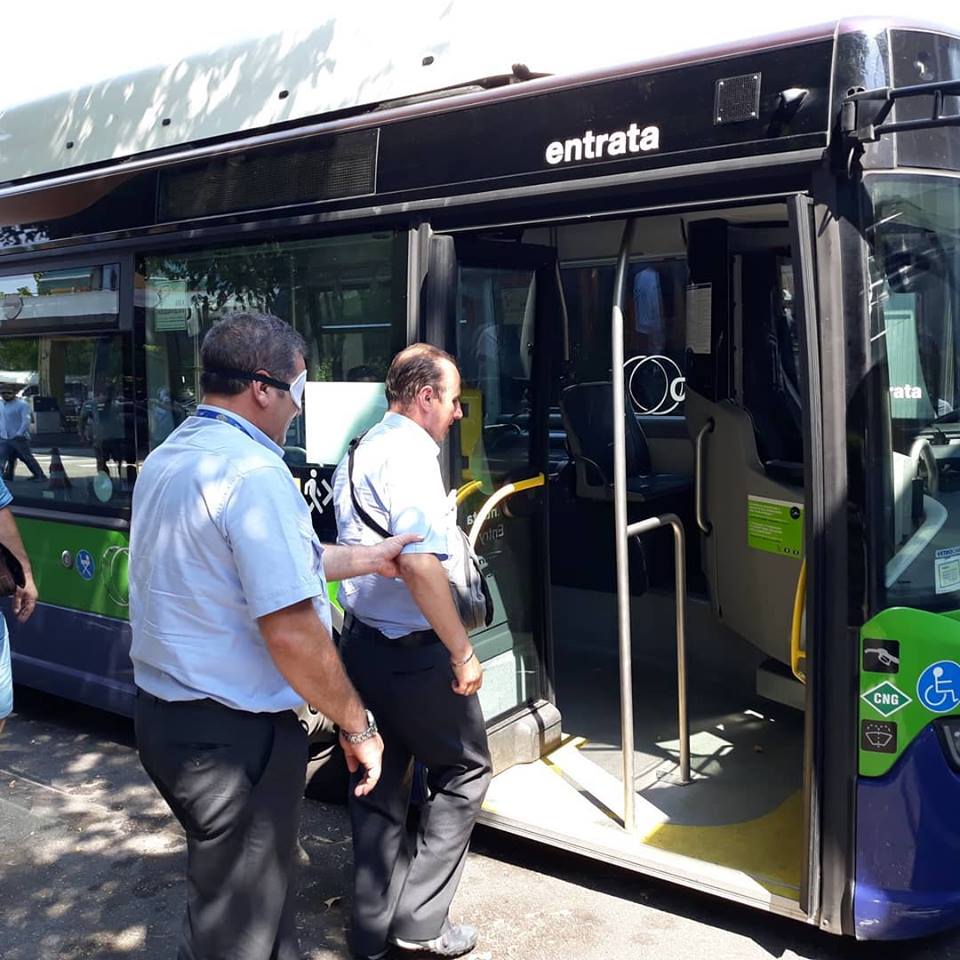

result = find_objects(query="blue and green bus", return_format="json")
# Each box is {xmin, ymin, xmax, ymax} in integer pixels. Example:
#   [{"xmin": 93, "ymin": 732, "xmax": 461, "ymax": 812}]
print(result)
[{"xmin": 2, "ymin": 15, "xmax": 960, "ymax": 940}]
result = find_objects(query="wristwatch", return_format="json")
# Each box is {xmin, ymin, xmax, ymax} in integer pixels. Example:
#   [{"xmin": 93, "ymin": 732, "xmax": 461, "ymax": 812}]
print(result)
[{"xmin": 340, "ymin": 709, "xmax": 378, "ymax": 744}]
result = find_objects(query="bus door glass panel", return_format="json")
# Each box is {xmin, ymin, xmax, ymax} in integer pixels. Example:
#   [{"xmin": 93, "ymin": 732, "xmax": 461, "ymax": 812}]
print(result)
[
  {"xmin": 455, "ymin": 253, "xmax": 550, "ymax": 722},
  {"xmin": 865, "ymin": 175, "xmax": 960, "ymax": 609},
  {"xmin": 139, "ymin": 233, "xmax": 407, "ymax": 540},
  {"xmin": 0, "ymin": 264, "xmax": 134, "ymax": 513}
]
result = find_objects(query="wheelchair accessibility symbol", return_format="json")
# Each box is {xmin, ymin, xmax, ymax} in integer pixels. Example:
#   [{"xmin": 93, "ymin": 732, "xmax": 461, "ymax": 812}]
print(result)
[
  {"xmin": 76, "ymin": 549, "xmax": 95, "ymax": 582},
  {"xmin": 917, "ymin": 660, "xmax": 960, "ymax": 714}
]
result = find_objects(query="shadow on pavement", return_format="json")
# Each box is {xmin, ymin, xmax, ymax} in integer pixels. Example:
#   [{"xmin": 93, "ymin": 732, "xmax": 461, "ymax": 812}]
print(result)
[{"xmin": 6, "ymin": 688, "xmax": 960, "ymax": 960}]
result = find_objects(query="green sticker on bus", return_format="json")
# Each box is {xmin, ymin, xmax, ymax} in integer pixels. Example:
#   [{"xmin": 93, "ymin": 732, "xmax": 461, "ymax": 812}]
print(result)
[
  {"xmin": 860, "ymin": 607, "xmax": 960, "ymax": 777},
  {"xmin": 747, "ymin": 496, "xmax": 803, "ymax": 558}
]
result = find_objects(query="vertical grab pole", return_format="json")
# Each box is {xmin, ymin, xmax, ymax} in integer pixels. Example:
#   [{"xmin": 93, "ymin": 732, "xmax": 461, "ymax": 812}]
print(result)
[
  {"xmin": 612, "ymin": 218, "xmax": 638, "ymax": 832},
  {"xmin": 672, "ymin": 519, "xmax": 691, "ymax": 784},
  {"xmin": 627, "ymin": 514, "xmax": 692, "ymax": 786}
]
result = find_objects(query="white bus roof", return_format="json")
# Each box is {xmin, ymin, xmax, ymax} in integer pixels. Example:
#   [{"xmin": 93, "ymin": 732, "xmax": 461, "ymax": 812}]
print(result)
[{"xmin": 0, "ymin": 14, "xmax": 952, "ymax": 188}]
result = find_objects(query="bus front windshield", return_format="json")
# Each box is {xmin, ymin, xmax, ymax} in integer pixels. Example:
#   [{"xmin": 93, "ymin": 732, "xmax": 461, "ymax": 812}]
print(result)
[{"xmin": 868, "ymin": 174, "xmax": 960, "ymax": 608}]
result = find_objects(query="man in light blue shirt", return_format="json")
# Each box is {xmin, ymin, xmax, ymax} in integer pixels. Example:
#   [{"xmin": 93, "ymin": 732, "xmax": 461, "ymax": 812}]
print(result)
[
  {"xmin": 130, "ymin": 312, "xmax": 413, "ymax": 960},
  {"xmin": 0, "ymin": 387, "xmax": 45, "ymax": 482},
  {"xmin": 333, "ymin": 343, "xmax": 490, "ymax": 960}
]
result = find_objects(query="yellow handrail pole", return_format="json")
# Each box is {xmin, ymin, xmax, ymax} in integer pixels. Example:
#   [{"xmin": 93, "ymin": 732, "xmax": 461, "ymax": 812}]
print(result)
[
  {"xmin": 468, "ymin": 474, "xmax": 545, "ymax": 551},
  {"xmin": 456, "ymin": 479, "xmax": 483, "ymax": 505},
  {"xmin": 790, "ymin": 559, "xmax": 807, "ymax": 683}
]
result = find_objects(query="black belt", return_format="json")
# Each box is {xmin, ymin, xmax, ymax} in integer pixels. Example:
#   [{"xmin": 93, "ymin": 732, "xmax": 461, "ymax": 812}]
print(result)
[
  {"xmin": 135, "ymin": 686, "xmax": 168, "ymax": 705},
  {"xmin": 342, "ymin": 612, "xmax": 440, "ymax": 648},
  {"xmin": 136, "ymin": 687, "xmax": 218, "ymax": 707},
  {"xmin": 135, "ymin": 687, "xmax": 298, "ymax": 720},
  {"xmin": 135, "ymin": 687, "xmax": 210, "ymax": 708}
]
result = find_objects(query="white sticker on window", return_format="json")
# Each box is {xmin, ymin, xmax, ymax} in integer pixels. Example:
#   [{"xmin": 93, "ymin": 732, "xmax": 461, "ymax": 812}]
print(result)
[
  {"xmin": 303, "ymin": 381, "xmax": 387, "ymax": 465},
  {"xmin": 685, "ymin": 283, "xmax": 712, "ymax": 355},
  {"xmin": 935, "ymin": 546, "xmax": 960, "ymax": 594}
]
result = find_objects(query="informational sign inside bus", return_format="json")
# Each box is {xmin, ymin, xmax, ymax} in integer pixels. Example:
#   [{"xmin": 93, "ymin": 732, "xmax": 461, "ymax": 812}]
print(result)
[
  {"xmin": 859, "ymin": 607, "xmax": 960, "ymax": 777},
  {"xmin": 747, "ymin": 496, "xmax": 803, "ymax": 558}
]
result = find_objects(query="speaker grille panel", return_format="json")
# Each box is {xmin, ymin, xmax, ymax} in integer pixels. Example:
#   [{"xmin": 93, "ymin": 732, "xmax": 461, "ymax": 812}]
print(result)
[{"xmin": 714, "ymin": 73, "xmax": 762, "ymax": 125}]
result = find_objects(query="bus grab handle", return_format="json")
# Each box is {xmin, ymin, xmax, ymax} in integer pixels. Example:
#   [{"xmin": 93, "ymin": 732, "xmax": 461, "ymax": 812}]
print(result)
[{"xmin": 695, "ymin": 419, "xmax": 714, "ymax": 535}]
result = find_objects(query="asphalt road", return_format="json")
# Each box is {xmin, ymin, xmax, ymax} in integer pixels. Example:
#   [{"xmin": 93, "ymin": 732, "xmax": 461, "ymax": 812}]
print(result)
[{"xmin": 2, "ymin": 687, "xmax": 959, "ymax": 960}]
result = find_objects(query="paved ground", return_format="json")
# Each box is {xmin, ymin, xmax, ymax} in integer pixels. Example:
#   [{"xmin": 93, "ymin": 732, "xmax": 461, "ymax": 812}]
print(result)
[{"xmin": 3, "ymin": 687, "xmax": 960, "ymax": 960}]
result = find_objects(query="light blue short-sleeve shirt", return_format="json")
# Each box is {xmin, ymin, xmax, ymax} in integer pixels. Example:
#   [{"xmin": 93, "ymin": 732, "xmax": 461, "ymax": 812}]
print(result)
[
  {"xmin": 129, "ymin": 405, "xmax": 330, "ymax": 713},
  {"xmin": 332, "ymin": 411, "xmax": 454, "ymax": 638}
]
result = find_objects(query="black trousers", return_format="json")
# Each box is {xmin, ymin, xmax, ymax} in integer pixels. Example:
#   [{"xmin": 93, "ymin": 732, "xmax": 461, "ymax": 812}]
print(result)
[
  {"xmin": 135, "ymin": 692, "xmax": 307, "ymax": 960},
  {"xmin": 2, "ymin": 437, "xmax": 44, "ymax": 480},
  {"xmin": 340, "ymin": 618, "xmax": 492, "ymax": 958}
]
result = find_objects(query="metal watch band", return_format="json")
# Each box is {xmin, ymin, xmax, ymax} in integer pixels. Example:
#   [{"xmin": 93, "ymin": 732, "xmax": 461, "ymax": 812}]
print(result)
[{"xmin": 340, "ymin": 709, "xmax": 378, "ymax": 744}]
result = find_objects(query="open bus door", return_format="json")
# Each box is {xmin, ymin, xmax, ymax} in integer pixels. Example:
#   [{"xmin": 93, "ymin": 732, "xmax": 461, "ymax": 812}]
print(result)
[
  {"xmin": 424, "ymin": 200, "xmax": 826, "ymax": 925},
  {"xmin": 422, "ymin": 234, "xmax": 564, "ymax": 774},
  {"xmin": 598, "ymin": 206, "xmax": 820, "ymax": 922}
]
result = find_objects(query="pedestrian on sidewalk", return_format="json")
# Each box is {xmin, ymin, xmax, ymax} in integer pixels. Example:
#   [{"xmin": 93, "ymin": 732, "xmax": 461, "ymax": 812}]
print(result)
[
  {"xmin": 0, "ymin": 474, "xmax": 39, "ymax": 736},
  {"xmin": 0, "ymin": 387, "xmax": 46, "ymax": 483},
  {"xmin": 129, "ymin": 311, "xmax": 415, "ymax": 960}
]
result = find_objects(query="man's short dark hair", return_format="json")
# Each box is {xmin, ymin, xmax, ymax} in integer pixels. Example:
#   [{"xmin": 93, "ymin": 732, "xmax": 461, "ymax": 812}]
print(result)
[
  {"xmin": 200, "ymin": 312, "xmax": 306, "ymax": 396},
  {"xmin": 385, "ymin": 343, "xmax": 458, "ymax": 408}
]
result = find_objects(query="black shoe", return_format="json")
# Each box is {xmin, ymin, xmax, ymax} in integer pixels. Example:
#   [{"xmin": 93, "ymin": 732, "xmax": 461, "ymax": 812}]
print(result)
[{"xmin": 391, "ymin": 923, "xmax": 478, "ymax": 957}]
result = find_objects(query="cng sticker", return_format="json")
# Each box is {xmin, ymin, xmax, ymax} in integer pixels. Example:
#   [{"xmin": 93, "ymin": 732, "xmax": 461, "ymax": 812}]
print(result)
[{"xmin": 861, "ymin": 680, "xmax": 913, "ymax": 718}]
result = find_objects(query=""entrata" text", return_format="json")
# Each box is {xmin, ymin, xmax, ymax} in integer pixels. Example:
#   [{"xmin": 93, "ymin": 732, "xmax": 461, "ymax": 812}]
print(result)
[{"xmin": 544, "ymin": 123, "xmax": 660, "ymax": 166}]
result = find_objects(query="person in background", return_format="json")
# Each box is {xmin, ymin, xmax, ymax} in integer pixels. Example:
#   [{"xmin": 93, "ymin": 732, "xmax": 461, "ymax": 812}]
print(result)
[{"xmin": 0, "ymin": 386, "xmax": 46, "ymax": 483}]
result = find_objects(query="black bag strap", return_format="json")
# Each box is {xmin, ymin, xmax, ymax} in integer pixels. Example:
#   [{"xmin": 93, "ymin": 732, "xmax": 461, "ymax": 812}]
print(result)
[{"xmin": 347, "ymin": 432, "xmax": 391, "ymax": 540}]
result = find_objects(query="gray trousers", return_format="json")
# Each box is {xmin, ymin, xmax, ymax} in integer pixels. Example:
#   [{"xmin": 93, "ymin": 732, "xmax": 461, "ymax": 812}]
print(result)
[
  {"xmin": 340, "ymin": 617, "xmax": 492, "ymax": 958},
  {"xmin": 135, "ymin": 692, "xmax": 307, "ymax": 960}
]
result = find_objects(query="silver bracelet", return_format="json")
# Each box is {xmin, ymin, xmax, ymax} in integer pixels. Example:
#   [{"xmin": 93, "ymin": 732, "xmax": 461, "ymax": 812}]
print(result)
[
  {"xmin": 450, "ymin": 649, "xmax": 476, "ymax": 667},
  {"xmin": 339, "ymin": 709, "xmax": 378, "ymax": 744}
]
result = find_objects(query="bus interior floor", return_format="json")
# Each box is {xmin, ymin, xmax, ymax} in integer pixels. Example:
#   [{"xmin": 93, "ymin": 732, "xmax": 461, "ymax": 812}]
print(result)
[{"xmin": 481, "ymin": 587, "xmax": 806, "ymax": 902}]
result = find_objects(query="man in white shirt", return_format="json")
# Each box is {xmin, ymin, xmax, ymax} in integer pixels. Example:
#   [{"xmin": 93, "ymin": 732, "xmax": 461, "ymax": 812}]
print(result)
[
  {"xmin": 0, "ymin": 387, "xmax": 45, "ymax": 482},
  {"xmin": 130, "ymin": 312, "xmax": 414, "ymax": 960},
  {"xmin": 333, "ymin": 344, "xmax": 490, "ymax": 960}
]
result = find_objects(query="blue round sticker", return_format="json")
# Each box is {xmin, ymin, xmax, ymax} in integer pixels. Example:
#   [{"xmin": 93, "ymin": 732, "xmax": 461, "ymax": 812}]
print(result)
[
  {"xmin": 76, "ymin": 549, "xmax": 95, "ymax": 581},
  {"xmin": 917, "ymin": 660, "xmax": 960, "ymax": 714}
]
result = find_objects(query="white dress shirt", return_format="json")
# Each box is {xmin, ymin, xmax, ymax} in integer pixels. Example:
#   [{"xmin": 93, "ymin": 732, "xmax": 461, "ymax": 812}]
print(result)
[{"xmin": 332, "ymin": 411, "xmax": 454, "ymax": 638}]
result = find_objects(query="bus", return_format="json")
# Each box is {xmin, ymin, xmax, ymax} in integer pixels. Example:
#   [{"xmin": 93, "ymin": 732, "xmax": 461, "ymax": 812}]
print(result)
[{"xmin": 1, "ymin": 15, "xmax": 958, "ymax": 942}]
